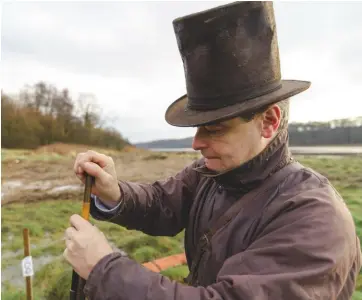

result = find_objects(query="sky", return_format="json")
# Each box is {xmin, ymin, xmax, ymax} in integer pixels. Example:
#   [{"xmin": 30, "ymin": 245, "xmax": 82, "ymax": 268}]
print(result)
[{"xmin": 1, "ymin": 1, "xmax": 362, "ymax": 143}]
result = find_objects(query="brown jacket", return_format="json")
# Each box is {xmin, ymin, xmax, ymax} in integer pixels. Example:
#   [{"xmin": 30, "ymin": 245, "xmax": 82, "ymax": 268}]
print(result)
[{"xmin": 84, "ymin": 131, "xmax": 361, "ymax": 299}]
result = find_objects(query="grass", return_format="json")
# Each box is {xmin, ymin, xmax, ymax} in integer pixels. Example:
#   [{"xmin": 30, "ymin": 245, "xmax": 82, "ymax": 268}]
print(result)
[
  {"xmin": 1, "ymin": 198, "xmax": 186, "ymax": 300},
  {"xmin": 1, "ymin": 155, "xmax": 362, "ymax": 299},
  {"xmin": 1, "ymin": 143, "xmax": 137, "ymax": 164},
  {"xmin": 1, "ymin": 148, "xmax": 67, "ymax": 163}
]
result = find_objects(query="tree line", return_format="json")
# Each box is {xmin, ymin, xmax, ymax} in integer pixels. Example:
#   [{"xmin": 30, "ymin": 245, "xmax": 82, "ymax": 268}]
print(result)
[
  {"xmin": 288, "ymin": 120, "xmax": 362, "ymax": 146},
  {"xmin": 2, "ymin": 81, "xmax": 362, "ymax": 150},
  {"xmin": 136, "ymin": 117, "xmax": 362, "ymax": 149},
  {"xmin": 1, "ymin": 81, "xmax": 130, "ymax": 150}
]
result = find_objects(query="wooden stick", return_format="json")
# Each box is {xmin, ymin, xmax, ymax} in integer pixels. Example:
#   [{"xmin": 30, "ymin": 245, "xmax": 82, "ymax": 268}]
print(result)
[
  {"xmin": 23, "ymin": 228, "xmax": 33, "ymax": 300},
  {"xmin": 81, "ymin": 174, "xmax": 93, "ymax": 220}
]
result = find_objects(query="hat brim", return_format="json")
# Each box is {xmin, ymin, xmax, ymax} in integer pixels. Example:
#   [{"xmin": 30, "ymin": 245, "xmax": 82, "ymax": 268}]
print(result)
[{"xmin": 165, "ymin": 80, "xmax": 311, "ymax": 127}]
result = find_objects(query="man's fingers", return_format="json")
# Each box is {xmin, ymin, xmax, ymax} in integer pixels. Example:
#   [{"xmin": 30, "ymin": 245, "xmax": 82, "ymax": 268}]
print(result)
[
  {"xmin": 86, "ymin": 150, "xmax": 110, "ymax": 167},
  {"xmin": 73, "ymin": 153, "xmax": 85, "ymax": 175},
  {"xmin": 65, "ymin": 226, "xmax": 78, "ymax": 241},
  {"xmin": 73, "ymin": 150, "xmax": 110, "ymax": 181},
  {"xmin": 79, "ymin": 161, "xmax": 105, "ymax": 180},
  {"xmin": 65, "ymin": 239, "xmax": 75, "ymax": 252},
  {"xmin": 69, "ymin": 214, "xmax": 92, "ymax": 231},
  {"xmin": 75, "ymin": 150, "xmax": 109, "ymax": 171},
  {"xmin": 63, "ymin": 248, "xmax": 77, "ymax": 272},
  {"xmin": 63, "ymin": 248, "xmax": 69, "ymax": 261}
]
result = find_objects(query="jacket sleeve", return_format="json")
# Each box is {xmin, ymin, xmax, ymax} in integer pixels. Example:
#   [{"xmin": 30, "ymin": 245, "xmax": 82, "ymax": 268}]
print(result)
[
  {"xmin": 90, "ymin": 159, "xmax": 201, "ymax": 236},
  {"xmin": 84, "ymin": 184, "xmax": 362, "ymax": 300}
]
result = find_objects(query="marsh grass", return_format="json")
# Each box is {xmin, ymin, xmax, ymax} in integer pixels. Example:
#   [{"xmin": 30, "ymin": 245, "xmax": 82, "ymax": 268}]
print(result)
[{"xmin": 1, "ymin": 155, "xmax": 362, "ymax": 299}]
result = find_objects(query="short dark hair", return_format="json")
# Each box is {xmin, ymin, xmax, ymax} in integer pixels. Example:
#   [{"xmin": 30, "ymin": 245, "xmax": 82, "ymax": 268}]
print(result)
[
  {"xmin": 240, "ymin": 98, "xmax": 290, "ymax": 132},
  {"xmin": 276, "ymin": 98, "xmax": 290, "ymax": 132}
]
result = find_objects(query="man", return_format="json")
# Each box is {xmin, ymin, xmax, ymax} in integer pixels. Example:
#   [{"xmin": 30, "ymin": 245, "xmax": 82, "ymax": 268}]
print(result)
[{"xmin": 64, "ymin": 2, "xmax": 361, "ymax": 299}]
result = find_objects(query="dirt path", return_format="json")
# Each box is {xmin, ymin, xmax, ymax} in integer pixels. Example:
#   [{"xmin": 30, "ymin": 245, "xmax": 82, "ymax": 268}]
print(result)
[{"xmin": 1, "ymin": 148, "xmax": 200, "ymax": 205}]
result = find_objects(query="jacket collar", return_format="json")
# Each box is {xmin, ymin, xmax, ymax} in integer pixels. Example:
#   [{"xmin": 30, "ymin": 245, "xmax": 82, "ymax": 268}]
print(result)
[{"xmin": 193, "ymin": 129, "xmax": 293, "ymax": 192}]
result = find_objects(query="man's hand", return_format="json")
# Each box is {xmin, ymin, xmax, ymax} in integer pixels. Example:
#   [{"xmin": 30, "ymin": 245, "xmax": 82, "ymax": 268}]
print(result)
[
  {"xmin": 63, "ymin": 214, "xmax": 113, "ymax": 280},
  {"xmin": 74, "ymin": 150, "xmax": 121, "ymax": 205}
]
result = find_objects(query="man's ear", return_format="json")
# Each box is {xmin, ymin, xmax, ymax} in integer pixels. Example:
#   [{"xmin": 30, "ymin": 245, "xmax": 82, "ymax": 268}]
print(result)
[{"xmin": 261, "ymin": 105, "xmax": 281, "ymax": 139}]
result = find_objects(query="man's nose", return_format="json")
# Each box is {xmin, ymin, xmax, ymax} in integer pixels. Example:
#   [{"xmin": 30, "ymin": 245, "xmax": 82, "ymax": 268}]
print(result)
[{"xmin": 192, "ymin": 128, "xmax": 208, "ymax": 151}]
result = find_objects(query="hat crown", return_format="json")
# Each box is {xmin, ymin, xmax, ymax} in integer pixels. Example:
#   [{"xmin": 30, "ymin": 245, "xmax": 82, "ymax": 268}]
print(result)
[{"xmin": 173, "ymin": 1, "xmax": 281, "ymax": 108}]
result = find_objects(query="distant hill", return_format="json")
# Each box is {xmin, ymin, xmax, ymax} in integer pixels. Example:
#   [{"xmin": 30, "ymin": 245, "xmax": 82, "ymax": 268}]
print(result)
[
  {"xmin": 135, "ymin": 137, "xmax": 193, "ymax": 149},
  {"xmin": 135, "ymin": 122, "xmax": 362, "ymax": 149}
]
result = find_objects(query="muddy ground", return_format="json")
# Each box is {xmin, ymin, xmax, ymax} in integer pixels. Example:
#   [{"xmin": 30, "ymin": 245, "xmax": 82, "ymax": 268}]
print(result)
[{"xmin": 1, "ymin": 145, "xmax": 201, "ymax": 205}]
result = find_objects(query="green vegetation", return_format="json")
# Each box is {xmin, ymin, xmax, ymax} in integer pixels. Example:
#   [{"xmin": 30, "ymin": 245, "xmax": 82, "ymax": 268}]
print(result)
[
  {"xmin": 1, "ymin": 155, "xmax": 362, "ymax": 299},
  {"xmin": 1, "ymin": 199, "xmax": 185, "ymax": 299},
  {"xmin": 1, "ymin": 148, "xmax": 67, "ymax": 163}
]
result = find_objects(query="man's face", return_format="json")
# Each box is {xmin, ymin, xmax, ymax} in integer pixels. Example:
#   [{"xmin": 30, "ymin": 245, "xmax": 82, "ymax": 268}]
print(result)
[{"xmin": 191, "ymin": 105, "xmax": 281, "ymax": 172}]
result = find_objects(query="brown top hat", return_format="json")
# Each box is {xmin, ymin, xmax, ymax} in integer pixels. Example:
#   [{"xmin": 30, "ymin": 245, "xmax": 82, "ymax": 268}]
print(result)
[{"xmin": 165, "ymin": 1, "xmax": 311, "ymax": 127}]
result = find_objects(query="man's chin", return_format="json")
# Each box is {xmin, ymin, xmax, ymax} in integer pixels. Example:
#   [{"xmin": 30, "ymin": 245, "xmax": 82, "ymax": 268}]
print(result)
[{"xmin": 205, "ymin": 158, "xmax": 222, "ymax": 171}]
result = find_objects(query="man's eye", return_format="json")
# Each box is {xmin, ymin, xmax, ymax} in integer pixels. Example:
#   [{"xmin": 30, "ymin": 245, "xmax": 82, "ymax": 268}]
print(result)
[{"xmin": 205, "ymin": 127, "xmax": 224, "ymax": 134}]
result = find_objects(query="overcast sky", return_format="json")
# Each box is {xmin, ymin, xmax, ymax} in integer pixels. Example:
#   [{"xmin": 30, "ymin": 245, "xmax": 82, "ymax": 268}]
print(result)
[{"xmin": 2, "ymin": 1, "xmax": 362, "ymax": 143}]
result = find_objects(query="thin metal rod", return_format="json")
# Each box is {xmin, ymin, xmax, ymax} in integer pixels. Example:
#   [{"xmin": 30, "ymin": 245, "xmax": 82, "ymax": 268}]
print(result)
[{"xmin": 70, "ymin": 173, "xmax": 94, "ymax": 300}]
